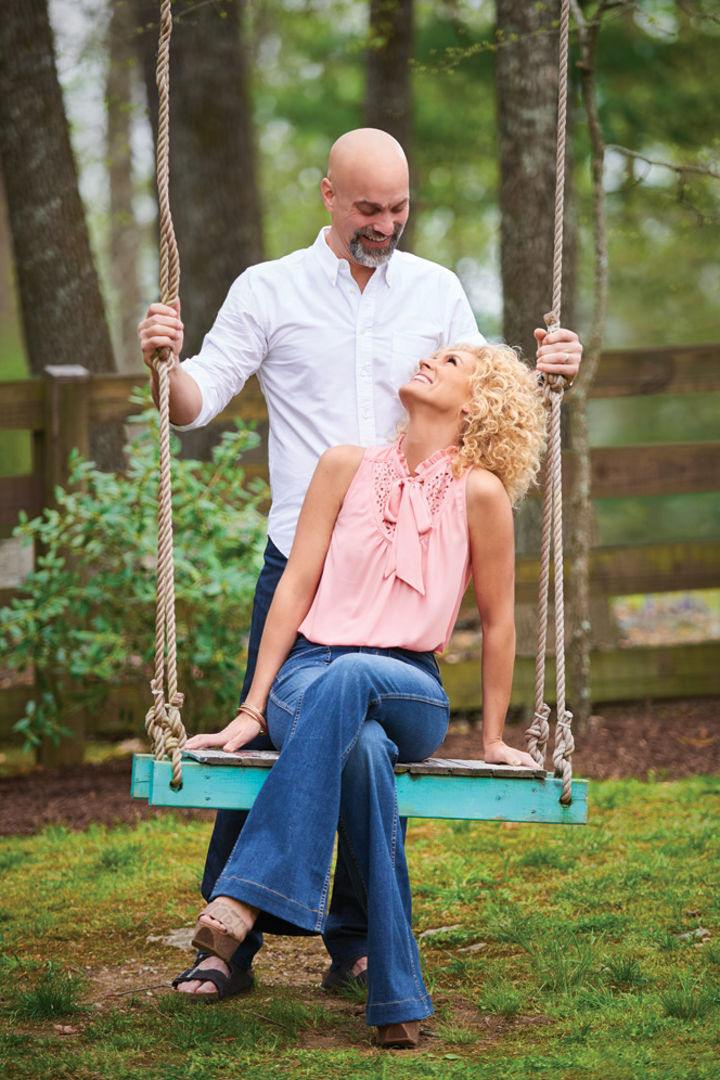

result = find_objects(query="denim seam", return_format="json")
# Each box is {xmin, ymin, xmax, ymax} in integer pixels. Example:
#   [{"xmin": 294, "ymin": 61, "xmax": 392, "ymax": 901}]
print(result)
[
  {"xmin": 268, "ymin": 691, "xmax": 294, "ymax": 716},
  {"xmin": 290, "ymin": 687, "xmax": 333, "ymax": 917},
  {"xmin": 368, "ymin": 992, "xmax": 432, "ymax": 1007},
  {"xmin": 215, "ymin": 874, "xmax": 324, "ymax": 919},
  {"xmin": 369, "ymin": 692, "xmax": 448, "ymax": 708},
  {"xmin": 406, "ymin": 922, "xmax": 426, "ymax": 998}
]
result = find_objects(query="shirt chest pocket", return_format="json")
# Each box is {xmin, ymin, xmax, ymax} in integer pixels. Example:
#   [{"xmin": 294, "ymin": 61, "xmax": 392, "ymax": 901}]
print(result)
[{"xmin": 391, "ymin": 330, "xmax": 441, "ymax": 382}]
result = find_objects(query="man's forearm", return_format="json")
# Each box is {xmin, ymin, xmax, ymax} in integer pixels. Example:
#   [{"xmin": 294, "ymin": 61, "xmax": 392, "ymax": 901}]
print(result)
[{"xmin": 149, "ymin": 361, "xmax": 203, "ymax": 427}]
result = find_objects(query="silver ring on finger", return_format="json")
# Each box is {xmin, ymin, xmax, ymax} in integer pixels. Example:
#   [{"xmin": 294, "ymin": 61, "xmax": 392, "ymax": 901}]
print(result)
[{"xmin": 563, "ymin": 352, "xmax": 571, "ymax": 363}]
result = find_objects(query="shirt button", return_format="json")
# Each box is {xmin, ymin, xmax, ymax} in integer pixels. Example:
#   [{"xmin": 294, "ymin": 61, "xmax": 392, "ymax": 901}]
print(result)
[{"xmin": 363, "ymin": 410, "xmax": 370, "ymax": 419}]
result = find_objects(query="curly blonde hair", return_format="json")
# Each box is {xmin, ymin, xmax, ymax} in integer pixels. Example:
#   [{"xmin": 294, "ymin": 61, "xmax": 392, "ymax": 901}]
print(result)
[{"xmin": 450, "ymin": 343, "xmax": 547, "ymax": 506}]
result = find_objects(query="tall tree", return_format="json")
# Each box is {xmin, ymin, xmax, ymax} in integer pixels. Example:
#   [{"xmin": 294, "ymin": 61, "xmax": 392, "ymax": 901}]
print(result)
[
  {"xmin": 366, "ymin": 0, "xmax": 415, "ymax": 250},
  {"xmin": 133, "ymin": 0, "xmax": 263, "ymax": 356},
  {"xmin": 0, "ymin": 0, "xmax": 122, "ymax": 468},
  {"xmin": 0, "ymin": 0, "xmax": 115, "ymax": 373},
  {"xmin": 495, "ymin": 0, "xmax": 575, "ymax": 362},
  {"xmin": 132, "ymin": 0, "xmax": 263, "ymax": 456},
  {"xmin": 106, "ymin": 0, "xmax": 143, "ymax": 373},
  {"xmin": 494, "ymin": 0, "xmax": 578, "ymax": 582}
]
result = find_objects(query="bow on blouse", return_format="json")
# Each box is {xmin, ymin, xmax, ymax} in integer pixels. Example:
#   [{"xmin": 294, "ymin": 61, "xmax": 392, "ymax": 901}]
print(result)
[{"xmin": 382, "ymin": 475, "xmax": 433, "ymax": 594}]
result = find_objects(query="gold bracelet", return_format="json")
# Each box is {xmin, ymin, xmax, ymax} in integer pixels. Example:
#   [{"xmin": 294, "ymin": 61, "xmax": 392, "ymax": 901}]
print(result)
[{"xmin": 236, "ymin": 702, "xmax": 268, "ymax": 733}]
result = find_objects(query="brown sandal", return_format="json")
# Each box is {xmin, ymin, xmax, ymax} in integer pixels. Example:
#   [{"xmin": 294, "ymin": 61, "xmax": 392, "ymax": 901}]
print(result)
[
  {"xmin": 374, "ymin": 1020, "xmax": 421, "ymax": 1049},
  {"xmin": 191, "ymin": 898, "xmax": 255, "ymax": 962}
]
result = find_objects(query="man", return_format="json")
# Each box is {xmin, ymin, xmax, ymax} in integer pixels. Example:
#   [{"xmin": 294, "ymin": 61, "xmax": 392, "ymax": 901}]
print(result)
[{"xmin": 139, "ymin": 128, "xmax": 582, "ymax": 1001}]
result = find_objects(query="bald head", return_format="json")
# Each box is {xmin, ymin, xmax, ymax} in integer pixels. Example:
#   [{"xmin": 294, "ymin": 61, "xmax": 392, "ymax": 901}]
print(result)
[
  {"xmin": 321, "ymin": 129, "xmax": 410, "ymax": 277},
  {"xmin": 327, "ymin": 128, "xmax": 409, "ymax": 194}
]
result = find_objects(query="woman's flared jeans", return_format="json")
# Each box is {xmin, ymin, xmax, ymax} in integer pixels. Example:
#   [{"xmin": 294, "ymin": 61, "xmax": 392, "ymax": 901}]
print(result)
[{"xmin": 211, "ymin": 636, "xmax": 449, "ymax": 1026}]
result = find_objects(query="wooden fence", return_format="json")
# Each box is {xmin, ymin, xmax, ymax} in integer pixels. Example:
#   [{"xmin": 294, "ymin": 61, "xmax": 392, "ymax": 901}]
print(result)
[{"xmin": 1, "ymin": 344, "xmax": 719, "ymax": 742}]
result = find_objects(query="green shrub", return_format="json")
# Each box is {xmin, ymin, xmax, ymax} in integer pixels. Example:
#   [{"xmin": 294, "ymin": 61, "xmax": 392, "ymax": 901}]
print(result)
[{"xmin": 1, "ymin": 394, "xmax": 269, "ymax": 748}]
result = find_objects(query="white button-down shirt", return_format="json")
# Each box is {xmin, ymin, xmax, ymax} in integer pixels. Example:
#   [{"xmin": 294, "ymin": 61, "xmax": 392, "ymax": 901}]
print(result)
[{"xmin": 180, "ymin": 228, "xmax": 484, "ymax": 555}]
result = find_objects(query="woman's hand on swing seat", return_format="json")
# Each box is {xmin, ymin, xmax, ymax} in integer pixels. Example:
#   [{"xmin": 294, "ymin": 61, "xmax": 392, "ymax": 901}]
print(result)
[
  {"xmin": 184, "ymin": 711, "xmax": 265, "ymax": 754},
  {"xmin": 483, "ymin": 739, "xmax": 538, "ymax": 769}
]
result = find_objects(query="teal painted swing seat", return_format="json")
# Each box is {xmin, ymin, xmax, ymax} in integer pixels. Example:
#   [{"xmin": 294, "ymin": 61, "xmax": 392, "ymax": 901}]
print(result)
[
  {"xmin": 131, "ymin": 0, "xmax": 586, "ymax": 828},
  {"xmin": 131, "ymin": 750, "xmax": 588, "ymax": 825}
]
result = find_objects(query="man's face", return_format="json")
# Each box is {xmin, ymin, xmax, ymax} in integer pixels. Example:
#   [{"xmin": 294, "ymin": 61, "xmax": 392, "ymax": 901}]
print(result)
[{"xmin": 322, "ymin": 173, "xmax": 410, "ymax": 268}]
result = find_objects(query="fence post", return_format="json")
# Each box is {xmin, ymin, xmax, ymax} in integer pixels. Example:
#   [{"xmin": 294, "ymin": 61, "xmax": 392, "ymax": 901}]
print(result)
[{"xmin": 37, "ymin": 365, "xmax": 91, "ymax": 768}]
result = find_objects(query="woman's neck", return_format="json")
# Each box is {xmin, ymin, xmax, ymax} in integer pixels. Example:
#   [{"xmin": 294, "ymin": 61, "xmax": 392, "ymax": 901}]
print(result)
[{"xmin": 402, "ymin": 417, "xmax": 461, "ymax": 474}]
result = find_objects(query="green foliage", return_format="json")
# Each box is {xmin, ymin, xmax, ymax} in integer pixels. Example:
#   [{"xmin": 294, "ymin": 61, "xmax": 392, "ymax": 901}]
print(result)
[
  {"xmin": 659, "ymin": 972, "xmax": 718, "ymax": 1020},
  {"xmin": 12, "ymin": 961, "xmax": 85, "ymax": 1020},
  {"xmin": 477, "ymin": 976, "xmax": 526, "ymax": 1017},
  {"xmin": 1, "ymin": 394, "xmax": 268, "ymax": 748}
]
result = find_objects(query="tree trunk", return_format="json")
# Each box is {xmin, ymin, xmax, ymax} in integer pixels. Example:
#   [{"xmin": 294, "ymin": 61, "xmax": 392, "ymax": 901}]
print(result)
[
  {"xmin": 566, "ymin": 0, "xmax": 613, "ymax": 728},
  {"xmin": 365, "ymin": 0, "xmax": 415, "ymax": 251},
  {"xmin": 0, "ymin": 173, "xmax": 22, "ymax": 355},
  {"xmin": 106, "ymin": 0, "xmax": 144, "ymax": 374},
  {"xmin": 495, "ymin": 0, "xmax": 575, "ymax": 362},
  {"xmin": 495, "ymin": 0, "xmax": 577, "ymax": 574},
  {"xmin": 132, "ymin": 0, "xmax": 263, "ymax": 457},
  {"xmin": 0, "ymin": 0, "xmax": 122, "ymax": 469}
]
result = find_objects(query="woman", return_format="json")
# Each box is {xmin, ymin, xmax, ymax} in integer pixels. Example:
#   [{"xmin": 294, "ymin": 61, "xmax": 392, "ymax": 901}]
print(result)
[{"xmin": 178, "ymin": 343, "xmax": 546, "ymax": 1047}]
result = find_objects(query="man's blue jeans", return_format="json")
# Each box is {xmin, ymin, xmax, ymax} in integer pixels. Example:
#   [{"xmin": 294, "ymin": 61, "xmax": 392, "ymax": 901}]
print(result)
[
  {"xmin": 211, "ymin": 636, "xmax": 449, "ymax": 1026},
  {"xmin": 201, "ymin": 538, "xmax": 373, "ymax": 971}
]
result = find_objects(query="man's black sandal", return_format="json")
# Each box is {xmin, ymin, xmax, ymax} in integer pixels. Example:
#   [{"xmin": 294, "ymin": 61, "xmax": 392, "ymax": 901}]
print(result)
[
  {"xmin": 321, "ymin": 958, "xmax": 368, "ymax": 994},
  {"xmin": 172, "ymin": 955, "xmax": 254, "ymax": 1002}
]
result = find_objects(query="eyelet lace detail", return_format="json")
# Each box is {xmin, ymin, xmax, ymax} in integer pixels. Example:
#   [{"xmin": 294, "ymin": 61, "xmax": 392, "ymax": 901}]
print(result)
[{"xmin": 373, "ymin": 455, "xmax": 454, "ymax": 541}]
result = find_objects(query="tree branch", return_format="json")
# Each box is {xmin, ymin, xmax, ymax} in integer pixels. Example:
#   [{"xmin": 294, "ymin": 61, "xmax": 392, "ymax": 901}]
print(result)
[{"xmin": 605, "ymin": 144, "xmax": 720, "ymax": 182}]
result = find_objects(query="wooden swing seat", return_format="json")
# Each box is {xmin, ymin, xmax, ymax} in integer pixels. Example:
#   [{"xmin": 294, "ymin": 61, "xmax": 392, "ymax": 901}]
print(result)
[{"xmin": 131, "ymin": 750, "xmax": 588, "ymax": 824}]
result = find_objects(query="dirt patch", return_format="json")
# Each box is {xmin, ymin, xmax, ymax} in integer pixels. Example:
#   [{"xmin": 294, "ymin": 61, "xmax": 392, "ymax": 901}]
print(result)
[
  {"xmin": 0, "ymin": 697, "xmax": 718, "ymax": 838},
  {"xmin": 447, "ymin": 696, "xmax": 720, "ymax": 782}
]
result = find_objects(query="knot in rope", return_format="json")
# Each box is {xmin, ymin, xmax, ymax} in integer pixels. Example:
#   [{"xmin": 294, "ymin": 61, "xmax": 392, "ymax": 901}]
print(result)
[
  {"xmin": 525, "ymin": 703, "xmax": 551, "ymax": 768},
  {"xmin": 540, "ymin": 373, "xmax": 570, "ymax": 400},
  {"xmin": 150, "ymin": 346, "xmax": 175, "ymax": 374},
  {"xmin": 553, "ymin": 708, "xmax": 575, "ymax": 805}
]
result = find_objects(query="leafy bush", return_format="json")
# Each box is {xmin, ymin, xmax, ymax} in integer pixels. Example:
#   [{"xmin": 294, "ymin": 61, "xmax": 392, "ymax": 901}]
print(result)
[{"xmin": 1, "ymin": 394, "xmax": 269, "ymax": 748}]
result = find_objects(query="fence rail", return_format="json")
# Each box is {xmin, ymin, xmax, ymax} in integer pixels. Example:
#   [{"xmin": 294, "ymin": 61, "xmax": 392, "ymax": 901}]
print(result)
[{"xmin": 1, "ymin": 343, "xmax": 719, "ymax": 741}]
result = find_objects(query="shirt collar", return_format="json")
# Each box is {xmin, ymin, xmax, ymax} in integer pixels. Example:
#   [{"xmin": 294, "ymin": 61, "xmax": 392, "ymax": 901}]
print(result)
[
  {"xmin": 394, "ymin": 437, "xmax": 456, "ymax": 478},
  {"xmin": 313, "ymin": 226, "xmax": 394, "ymax": 289}
]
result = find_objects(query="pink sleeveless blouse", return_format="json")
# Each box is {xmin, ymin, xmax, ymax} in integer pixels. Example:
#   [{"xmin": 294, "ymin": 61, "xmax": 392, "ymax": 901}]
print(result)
[{"xmin": 299, "ymin": 441, "xmax": 472, "ymax": 653}]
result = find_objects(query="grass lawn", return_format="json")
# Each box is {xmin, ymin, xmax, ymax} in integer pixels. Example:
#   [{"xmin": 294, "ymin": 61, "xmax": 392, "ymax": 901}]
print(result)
[{"xmin": 1, "ymin": 774, "xmax": 719, "ymax": 1079}]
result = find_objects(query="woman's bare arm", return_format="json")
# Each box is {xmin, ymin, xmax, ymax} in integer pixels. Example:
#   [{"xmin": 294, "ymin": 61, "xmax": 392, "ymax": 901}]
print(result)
[
  {"xmin": 185, "ymin": 445, "xmax": 365, "ymax": 752},
  {"xmin": 467, "ymin": 469, "xmax": 537, "ymax": 768}
]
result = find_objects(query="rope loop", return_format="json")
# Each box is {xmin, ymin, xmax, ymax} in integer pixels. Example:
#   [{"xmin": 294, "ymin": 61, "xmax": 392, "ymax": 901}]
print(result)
[{"xmin": 150, "ymin": 345, "xmax": 175, "ymax": 373}]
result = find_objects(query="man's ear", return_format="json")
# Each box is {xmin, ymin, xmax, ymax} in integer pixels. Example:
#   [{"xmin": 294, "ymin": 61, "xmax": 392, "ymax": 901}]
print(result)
[{"xmin": 320, "ymin": 177, "xmax": 334, "ymax": 212}]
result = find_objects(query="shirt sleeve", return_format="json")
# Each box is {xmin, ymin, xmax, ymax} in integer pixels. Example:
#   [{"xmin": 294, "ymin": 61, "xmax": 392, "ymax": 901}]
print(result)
[
  {"xmin": 173, "ymin": 271, "xmax": 268, "ymax": 431},
  {"xmin": 444, "ymin": 271, "xmax": 486, "ymax": 347}
]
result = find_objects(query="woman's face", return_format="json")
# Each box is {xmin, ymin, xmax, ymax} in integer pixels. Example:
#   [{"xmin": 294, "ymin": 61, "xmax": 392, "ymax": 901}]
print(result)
[{"xmin": 399, "ymin": 348, "xmax": 477, "ymax": 416}]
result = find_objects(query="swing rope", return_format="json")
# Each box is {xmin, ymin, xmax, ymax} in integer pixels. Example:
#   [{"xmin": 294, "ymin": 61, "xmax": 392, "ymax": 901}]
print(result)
[
  {"xmin": 524, "ymin": 0, "xmax": 575, "ymax": 805},
  {"xmin": 144, "ymin": 0, "xmax": 186, "ymax": 791},
  {"xmin": 143, "ymin": 0, "xmax": 576, "ymax": 803}
]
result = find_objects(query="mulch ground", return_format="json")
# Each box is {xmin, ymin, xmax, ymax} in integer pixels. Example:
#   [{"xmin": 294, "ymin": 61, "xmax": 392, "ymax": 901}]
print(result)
[{"xmin": 0, "ymin": 697, "xmax": 718, "ymax": 838}]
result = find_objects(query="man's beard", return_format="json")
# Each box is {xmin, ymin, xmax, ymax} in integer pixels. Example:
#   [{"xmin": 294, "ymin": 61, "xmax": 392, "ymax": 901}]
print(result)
[{"xmin": 349, "ymin": 223, "xmax": 404, "ymax": 267}]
